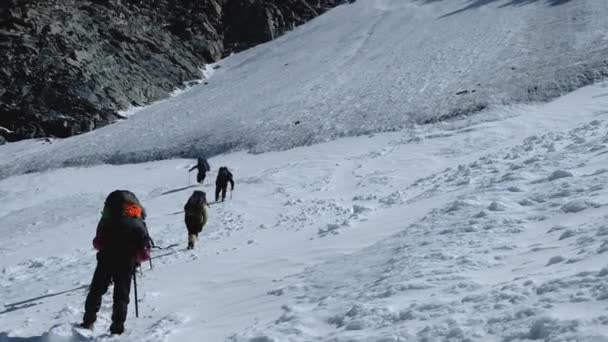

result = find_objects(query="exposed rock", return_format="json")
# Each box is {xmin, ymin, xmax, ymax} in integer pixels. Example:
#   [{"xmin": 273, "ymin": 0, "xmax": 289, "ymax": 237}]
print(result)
[{"xmin": 0, "ymin": 0, "xmax": 346, "ymax": 141}]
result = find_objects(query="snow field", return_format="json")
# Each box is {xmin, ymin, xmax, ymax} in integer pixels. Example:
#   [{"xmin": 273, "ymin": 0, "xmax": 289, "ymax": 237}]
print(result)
[
  {"xmin": 2, "ymin": 0, "xmax": 608, "ymax": 178},
  {"xmin": 1, "ymin": 83, "xmax": 608, "ymax": 341}
]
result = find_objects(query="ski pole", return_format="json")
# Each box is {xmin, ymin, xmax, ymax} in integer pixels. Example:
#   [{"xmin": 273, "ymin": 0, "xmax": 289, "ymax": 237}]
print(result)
[
  {"xmin": 133, "ymin": 269, "xmax": 139, "ymax": 318},
  {"xmin": 148, "ymin": 238, "xmax": 155, "ymax": 270}
]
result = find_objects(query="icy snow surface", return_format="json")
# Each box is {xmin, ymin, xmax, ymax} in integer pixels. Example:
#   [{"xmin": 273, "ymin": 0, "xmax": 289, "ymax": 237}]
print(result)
[
  {"xmin": 2, "ymin": 0, "xmax": 608, "ymax": 178},
  {"xmin": 2, "ymin": 83, "xmax": 608, "ymax": 341}
]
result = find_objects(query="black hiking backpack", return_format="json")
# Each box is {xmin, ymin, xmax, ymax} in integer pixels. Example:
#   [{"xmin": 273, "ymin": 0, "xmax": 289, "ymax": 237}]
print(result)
[
  {"xmin": 98, "ymin": 190, "xmax": 151, "ymax": 257},
  {"xmin": 218, "ymin": 167, "xmax": 232, "ymax": 179},
  {"xmin": 198, "ymin": 157, "xmax": 210, "ymax": 172},
  {"xmin": 184, "ymin": 191, "xmax": 207, "ymax": 216},
  {"xmin": 102, "ymin": 190, "xmax": 147, "ymax": 220}
]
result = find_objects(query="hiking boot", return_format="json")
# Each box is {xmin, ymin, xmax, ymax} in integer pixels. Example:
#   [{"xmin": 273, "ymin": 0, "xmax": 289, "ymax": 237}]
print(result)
[
  {"xmin": 80, "ymin": 313, "xmax": 96, "ymax": 330},
  {"xmin": 109, "ymin": 322, "xmax": 124, "ymax": 335},
  {"xmin": 79, "ymin": 321, "xmax": 94, "ymax": 330}
]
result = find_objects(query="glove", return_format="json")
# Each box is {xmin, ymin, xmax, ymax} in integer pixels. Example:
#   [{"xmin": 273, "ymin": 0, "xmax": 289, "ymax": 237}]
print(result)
[
  {"xmin": 92, "ymin": 236, "xmax": 103, "ymax": 251},
  {"xmin": 135, "ymin": 248, "xmax": 151, "ymax": 263}
]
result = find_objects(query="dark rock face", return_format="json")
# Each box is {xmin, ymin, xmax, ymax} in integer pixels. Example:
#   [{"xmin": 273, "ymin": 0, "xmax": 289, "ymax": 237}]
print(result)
[
  {"xmin": 223, "ymin": 0, "xmax": 343, "ymax": 53},
  {"xmin": 0, "ymin": 0, "xmax": 344, "ymax": 142}
]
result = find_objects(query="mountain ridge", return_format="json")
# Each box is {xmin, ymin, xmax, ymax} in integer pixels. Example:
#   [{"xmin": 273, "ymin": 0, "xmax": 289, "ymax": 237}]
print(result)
[{"xmin": 0, "ymin": 0, "xmax": 347, "ymax": 142}]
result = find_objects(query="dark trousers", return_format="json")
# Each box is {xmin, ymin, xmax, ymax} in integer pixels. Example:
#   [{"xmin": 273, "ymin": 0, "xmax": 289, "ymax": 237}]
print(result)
[
  {"xmin": 215, "ymin": 184, "xmax": 227, "ymax": 202},
  {"xmin": 185, "ymin": 216, "xmax": 202, "ymax": 249},
  {"xmin": 83, "ymin": 258, "xmax": 134, "ymax": 326},
  {"xmin": 197, "ymin": 172, "xmax": 206, "ymax": 184}
]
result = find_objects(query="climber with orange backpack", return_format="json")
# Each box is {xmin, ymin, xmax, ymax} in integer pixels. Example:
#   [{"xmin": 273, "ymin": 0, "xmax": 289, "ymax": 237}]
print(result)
[{"xmin": 81, "ymin": 190, "xmax": 151, "ymax": 335}]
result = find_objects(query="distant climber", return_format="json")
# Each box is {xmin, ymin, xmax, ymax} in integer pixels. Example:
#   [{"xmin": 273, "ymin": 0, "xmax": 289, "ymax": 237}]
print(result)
[
  {"xmin": 184, "ymin": 190, "xmax": 209, "ymax": 249},
  {"xmin": 81, "ymin": 190, "xmax": 151, "ymax": 335},
  {"xmin": 215, "ymin": 166, "xmax": 234, "ymax": 202},
  {"xmin": 189, "ymin": 157, "xmax": 211, "ymax": 184}
]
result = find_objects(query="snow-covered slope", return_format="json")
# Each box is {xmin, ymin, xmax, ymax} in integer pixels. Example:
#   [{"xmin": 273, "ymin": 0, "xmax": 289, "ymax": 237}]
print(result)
[
  {"xmin": 2, "ymin": 0, "xmax": 608, "ymax": 178},
  {"xmin": 2, "ymin": 83, "xmax": 608, "ymax": 341}
]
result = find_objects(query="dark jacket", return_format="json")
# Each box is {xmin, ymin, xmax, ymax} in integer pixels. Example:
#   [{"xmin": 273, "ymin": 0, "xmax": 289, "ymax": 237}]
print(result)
[
  {"xmin": 215, "ymin": 167, "xmax": 234, "ymax": 190},
  {"xmin": 189, "ymin": 158, "xmax": 210, "ymax": 173},
  {"xmin": 184, "ymin": 191, "xmax": 209, "ymax": 234},
  {"xmin": 93, "ymin": 190, "xmax": 151, "ymax": 264}
]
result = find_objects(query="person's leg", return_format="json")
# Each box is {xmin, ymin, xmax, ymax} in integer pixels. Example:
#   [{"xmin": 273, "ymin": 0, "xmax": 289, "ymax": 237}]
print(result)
[
  {"xmin": 188, "ymin": 233, "xmax": 196, "ymax": 249},
  {"xmin": 221, "ymin": 185, "xmax": 227, "ymax": 201},
  {"xmin": 186, "ymin": 219, "xmax": 194, "ymax": 249},
  {"xmin": 110, "ymin": 265, "xmax": 134, "ymax": 334},
  {"xmin": 215, "ymin": 185, "xmax": 221, "ymax": 202},
  {"xmin": 193, "ymin": 228, "xmax": 201, "ymax": 246},
  {"xmin": 82, "ymin": 260, "xmax": 112, "ymax": 327}
]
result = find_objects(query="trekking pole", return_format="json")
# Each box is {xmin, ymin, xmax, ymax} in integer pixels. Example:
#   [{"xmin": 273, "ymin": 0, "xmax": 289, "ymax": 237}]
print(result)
[
  {"xmin": 133, "ymin": 269, "xmax": 139, "ymax": 318},
  {"xmin": 148, "ymin": 238, "xmax": 155, "ymax": 270}
]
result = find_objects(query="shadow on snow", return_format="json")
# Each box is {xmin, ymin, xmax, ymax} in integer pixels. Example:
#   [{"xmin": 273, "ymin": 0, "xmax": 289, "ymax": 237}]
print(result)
[
  {"xmin": 1, "ymin": 285, "xmax": 88, "ymax": 315},
  {"xmin": 418, "ymin": 0, "xmax": 574, "ymax": 18}
]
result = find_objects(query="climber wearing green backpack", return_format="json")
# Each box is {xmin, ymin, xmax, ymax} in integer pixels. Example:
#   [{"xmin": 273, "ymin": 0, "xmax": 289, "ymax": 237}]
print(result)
[{"xmin": 184, "ymin": 190, "xmax": 209, "ymax": 249}]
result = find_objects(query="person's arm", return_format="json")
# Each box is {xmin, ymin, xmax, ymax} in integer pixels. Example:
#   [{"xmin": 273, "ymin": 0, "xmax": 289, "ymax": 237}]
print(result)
[
  {"xmin": 134, "ymin": 221, "xmax": 151, "ymax": 263},
  {"xmin": 92, "ymin": 207, "xmax": 111, "ymax": 250},
  {"xmin": 135, "ymin": 247, "xmax": 151, "ymax": 264},
  {"xmin": 188, "ymin": 165, "xmax": 197, "ymax": 172},
  {"xmin": 93, "ymin": 219, "xmax": 107, "ymax": 250},
  {"xmin": 228, "ymin": 172, "xmax": 235, "ymax": 190}
]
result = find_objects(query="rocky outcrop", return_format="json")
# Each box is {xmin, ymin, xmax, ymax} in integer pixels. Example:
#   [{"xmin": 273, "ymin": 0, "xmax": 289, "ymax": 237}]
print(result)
[
  {"xmin": 223, "ymin": 0, "xmax": 344, "ymax": 53},
  {"xmin": 0, "ymin": 0, "xmax": 345, "ymax": 142}
]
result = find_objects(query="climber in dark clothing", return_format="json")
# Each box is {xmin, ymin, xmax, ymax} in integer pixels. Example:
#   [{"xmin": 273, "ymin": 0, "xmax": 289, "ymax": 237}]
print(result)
[
  {"xmin": 215, "ymin": 166, "xmax": 234, "ymax": 202},
  {"xmin": 184, "ymin": 190, "xmax": 209, "ymax": 249},
  {"xmin": 81, "ymin": 190, "xmax": 151, "ymax": 335},
  {"xmin": 189, "ymin": 157, "xmax": 210, "ymax": 184}
]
